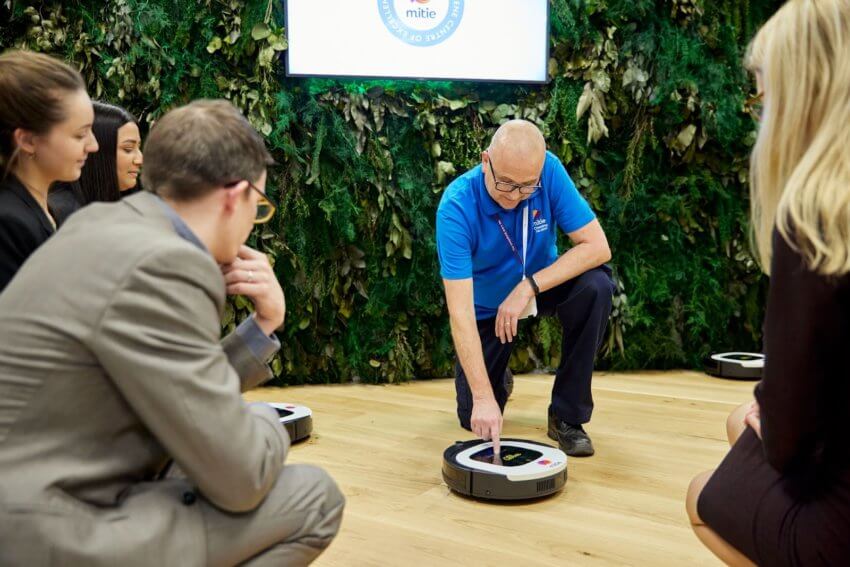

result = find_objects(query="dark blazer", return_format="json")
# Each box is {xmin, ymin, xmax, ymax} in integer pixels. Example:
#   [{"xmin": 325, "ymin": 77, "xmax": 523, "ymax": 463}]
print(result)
[{"xmin": 0, "ymin": 174, "xmax": 55, "ymax": 293}]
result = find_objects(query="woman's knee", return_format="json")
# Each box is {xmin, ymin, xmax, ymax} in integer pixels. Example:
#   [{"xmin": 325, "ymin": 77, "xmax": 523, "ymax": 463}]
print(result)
[
  {"xmin": 686, "ymin": 470, "xmax": 714, "ymax": 526},
  {"xmin": 726, "ymin": 402, "xmax": 752, "ymax": 446}
]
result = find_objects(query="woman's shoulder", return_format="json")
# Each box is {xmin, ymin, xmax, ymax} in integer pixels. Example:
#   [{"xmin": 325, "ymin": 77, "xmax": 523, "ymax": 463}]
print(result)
[
  {"xmin": 0, "ymin": 199, "xmax": 40, "ymax": 244},
  {"xmin": 0, "ymin": 174, "xmax": 25, "ymax": 198},
  {"xmin": 771, "ymin": 226, "xmax": 850, "ymax": 290},
  {"xmin": 0, "ymin": 177, "xmax": 49, "ymax": 239},
  {"xmin": 0, "ymin": 178, "xmax": 34, "ymax": 218}
]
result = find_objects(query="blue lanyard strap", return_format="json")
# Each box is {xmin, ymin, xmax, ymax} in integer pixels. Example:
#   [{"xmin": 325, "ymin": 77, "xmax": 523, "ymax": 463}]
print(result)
[{"xmin": 495, "ymin": 216, "xmax": 522, "ymax": 266}]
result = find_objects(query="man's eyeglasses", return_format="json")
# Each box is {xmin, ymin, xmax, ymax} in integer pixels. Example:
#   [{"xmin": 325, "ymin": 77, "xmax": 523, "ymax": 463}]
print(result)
[
  {"xmin": 486, "ymin": 153, "xmax": 541, "ymax": 195},
  {"xmin": 225, "ymin": 180, "xmax": 276, "ymax": 224}
]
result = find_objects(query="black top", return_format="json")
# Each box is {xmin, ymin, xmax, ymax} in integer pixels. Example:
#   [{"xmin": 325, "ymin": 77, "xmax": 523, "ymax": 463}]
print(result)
[
  {"xmin": 756, "ymin": 227, "xmax": 850, "ymax": 476},
  {"xmin": 47, "ymin": 183, "xmax": 143, "ymax": 225},
  {"xmin": 0, "ymin": 174, "xmax": 56, "ymax": 293},
  {"xmin": 48, "ymin": 182, "xmax": 85, "ymax": 225},
  {"xmin": 698, "ymin": 229, "xmax": 850, "ymax": 565}
]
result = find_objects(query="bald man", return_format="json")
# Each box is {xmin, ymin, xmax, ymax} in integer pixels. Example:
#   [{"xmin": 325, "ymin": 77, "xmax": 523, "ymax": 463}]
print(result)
[{"xmin": 436, "ymin": 120, "xmax": 614, "ymax": 456}]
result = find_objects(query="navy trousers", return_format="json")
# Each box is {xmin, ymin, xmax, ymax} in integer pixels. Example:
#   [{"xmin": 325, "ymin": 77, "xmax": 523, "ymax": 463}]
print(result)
[{"xmin": 455, "ymin": 265, "xmax": 615, "ymax": 430}]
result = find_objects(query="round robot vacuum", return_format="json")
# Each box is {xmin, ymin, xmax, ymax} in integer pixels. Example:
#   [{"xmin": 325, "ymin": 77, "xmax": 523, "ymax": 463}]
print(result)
[
  {"xmin": 442, "ymin": 439, "xmax": 567, "ymax": 501},
  {"xmin": 703, "ymin": 352, "xmax": 764, "ymax": 380},
  {"xmin": 269, "ymin": 403, "xmax": 313, "ymax": 443}
]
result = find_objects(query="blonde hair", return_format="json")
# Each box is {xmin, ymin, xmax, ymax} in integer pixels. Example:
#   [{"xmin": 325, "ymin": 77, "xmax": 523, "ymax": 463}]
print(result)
[
  {"xmin": 749, "ymin": 0, "xmax": 850, "ymax": 275},
  {"xmin": 744, "ymin": 13, "xmax": 775, "ymax": 74}
]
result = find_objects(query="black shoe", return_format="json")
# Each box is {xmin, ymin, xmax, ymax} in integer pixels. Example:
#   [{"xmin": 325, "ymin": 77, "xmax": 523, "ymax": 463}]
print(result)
[{"xmin": 548, "ymin": 414, "xmax": 595, "ymax": 457}]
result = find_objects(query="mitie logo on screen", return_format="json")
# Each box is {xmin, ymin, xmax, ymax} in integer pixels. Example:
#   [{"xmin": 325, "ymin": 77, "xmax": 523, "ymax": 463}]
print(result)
[
  {"xmin": 408, "ymin": 0, "xmax": 436, "ymax": 18},
  {"xmin": 378, "ymin": 0, "xmax": 465, "ymax": 47}
]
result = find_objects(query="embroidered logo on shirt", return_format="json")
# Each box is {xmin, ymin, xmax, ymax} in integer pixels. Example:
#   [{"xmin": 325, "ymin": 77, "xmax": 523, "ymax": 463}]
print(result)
[{"xmin": 533, "ymin": 214, "xmax": 548, "ymax": 233}]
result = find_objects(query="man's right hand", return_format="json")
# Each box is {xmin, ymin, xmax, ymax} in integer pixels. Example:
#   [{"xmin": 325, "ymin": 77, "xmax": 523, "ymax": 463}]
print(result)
[
  {"xmin": 471, "ymin": 396, "xmax": 502, "ymax": 455},
  {"xmin": 222, "ymin": 245, "xmax": 285, "ymax": 335}
]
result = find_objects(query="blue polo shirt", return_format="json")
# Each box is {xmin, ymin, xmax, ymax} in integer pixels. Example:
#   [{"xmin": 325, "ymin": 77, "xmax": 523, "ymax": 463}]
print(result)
[{"xmin": 436, "ymin": 151, "xmax": 595, "ymax": 320}]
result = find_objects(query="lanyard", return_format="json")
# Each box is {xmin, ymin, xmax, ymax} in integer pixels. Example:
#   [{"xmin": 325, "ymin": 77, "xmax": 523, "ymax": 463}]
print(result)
[{"xmin": 494, "ymin": 205, "xmax": 529, "ymax": 278}]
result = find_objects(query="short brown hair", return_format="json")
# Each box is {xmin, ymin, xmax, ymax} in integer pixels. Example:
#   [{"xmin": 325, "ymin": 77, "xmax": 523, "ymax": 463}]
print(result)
[
  {"xmin": 142, "ymin": 99, "xmax": 273, "ymax": 201},
  {"xmin": 0, "ymin": 50, "xmax": 86, "ymax": 173}
]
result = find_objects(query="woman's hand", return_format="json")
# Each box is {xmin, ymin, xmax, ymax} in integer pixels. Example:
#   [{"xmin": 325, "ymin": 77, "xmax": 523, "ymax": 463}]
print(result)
[{"xmin": 744, "ymin": 400, "xmax": 762, "ymax": 440}]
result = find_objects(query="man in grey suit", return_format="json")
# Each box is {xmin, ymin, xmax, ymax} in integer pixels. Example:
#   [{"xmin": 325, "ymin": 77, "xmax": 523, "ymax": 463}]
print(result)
[{"xmin": 0, "ymin": 100, "xmax": 344, "ymax": 566}]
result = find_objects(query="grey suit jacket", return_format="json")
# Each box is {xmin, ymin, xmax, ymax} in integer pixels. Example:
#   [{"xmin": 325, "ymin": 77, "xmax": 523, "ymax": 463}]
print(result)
[{"xmin": 0, "ymin": 192, "xmax": 290, "ymax": 566}]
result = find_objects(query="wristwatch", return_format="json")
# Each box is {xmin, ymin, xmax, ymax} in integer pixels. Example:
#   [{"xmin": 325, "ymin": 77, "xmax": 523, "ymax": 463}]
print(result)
[{"xmin": 527, "ymin": 274, "xmax": 540, "ymax": 296}]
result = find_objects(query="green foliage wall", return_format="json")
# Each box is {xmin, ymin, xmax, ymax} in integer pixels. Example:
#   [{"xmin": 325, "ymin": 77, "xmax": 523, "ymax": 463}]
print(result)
[{"xmin": 0, "ymin": 0, "xmax": 780, "ymax": 383}]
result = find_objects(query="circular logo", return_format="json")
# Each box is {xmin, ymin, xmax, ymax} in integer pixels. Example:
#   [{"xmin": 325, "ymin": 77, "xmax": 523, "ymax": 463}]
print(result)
[{"xmin": 378, "ymin": 0, "xmax": 465, "ymax": 47}]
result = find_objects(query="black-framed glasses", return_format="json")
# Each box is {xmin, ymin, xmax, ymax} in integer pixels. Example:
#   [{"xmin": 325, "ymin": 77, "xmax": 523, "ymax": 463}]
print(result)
[
  {"xmin": 486, "ymin": 153, "xmax": 541, "ymax": 195},
  {"xmin": 225, "ymin": 180, "xmax": 276, "ymax": 224}
]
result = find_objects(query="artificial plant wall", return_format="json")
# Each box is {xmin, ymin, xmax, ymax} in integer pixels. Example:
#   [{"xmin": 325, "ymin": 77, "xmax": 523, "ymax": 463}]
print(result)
[{"xmin": 0, "ymin": 0, "xmax": 779, "ymax": 384}]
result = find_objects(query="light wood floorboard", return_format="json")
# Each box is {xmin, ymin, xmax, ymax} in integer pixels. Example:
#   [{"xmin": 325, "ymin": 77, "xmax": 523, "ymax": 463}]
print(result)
[{"xmin": 244, "ymin": 371, "xmax": 754, "ymax": 566}]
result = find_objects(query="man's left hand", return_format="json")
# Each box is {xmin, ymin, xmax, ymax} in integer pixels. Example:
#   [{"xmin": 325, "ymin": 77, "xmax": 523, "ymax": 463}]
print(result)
[{"xmin": 495, "ymin": 280, "xmax": 534, "ymax": 344}]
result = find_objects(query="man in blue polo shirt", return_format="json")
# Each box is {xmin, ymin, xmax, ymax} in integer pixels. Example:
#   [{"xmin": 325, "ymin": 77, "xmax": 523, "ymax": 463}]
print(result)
[{"xmin": 436, "ymin": 120, "xmax": 614, "ymax": 457}]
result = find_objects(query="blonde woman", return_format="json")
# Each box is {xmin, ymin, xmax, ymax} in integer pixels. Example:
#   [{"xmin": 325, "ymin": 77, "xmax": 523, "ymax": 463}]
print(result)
[{"xmin": 686, "ymin": 1, "xmax": 850, "ymax": 565}]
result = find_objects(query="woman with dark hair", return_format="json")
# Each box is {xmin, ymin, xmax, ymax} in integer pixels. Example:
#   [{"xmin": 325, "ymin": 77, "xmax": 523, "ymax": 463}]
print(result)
[
  {"xmin": 0, "ymin": 50, "xmax": 99, "ymax": 292},
  {"xmin": 82, "ymin": 102, "xmax": 143, "ymax": 201},
  {"xmin": 50, "ymin": 101, "xmax": 142, "ymax": 220}
]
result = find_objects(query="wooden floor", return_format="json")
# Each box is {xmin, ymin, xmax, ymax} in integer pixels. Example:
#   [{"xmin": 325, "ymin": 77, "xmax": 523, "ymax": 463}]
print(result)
[{"xmin": 244, "ymin": 371, "xmax": 754, "ymax": 566}]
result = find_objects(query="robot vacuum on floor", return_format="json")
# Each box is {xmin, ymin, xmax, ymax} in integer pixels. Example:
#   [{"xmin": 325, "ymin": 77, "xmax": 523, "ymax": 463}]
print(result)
[
  {"xmin": 703, "ymin": 352, "xmax": 764, "ymax": 380},
  {"xmin": 442, "ymin": 439, "xmax": 567, "ymax": 501},
  {"xmin": 269, "ymin": 403, "xmax": 313, "ymax": 442}
]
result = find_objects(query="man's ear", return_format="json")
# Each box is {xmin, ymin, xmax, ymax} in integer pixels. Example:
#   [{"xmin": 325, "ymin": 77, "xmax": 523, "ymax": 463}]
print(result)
[{"xmin": 221, "ymin": 180, "xmax": 249, "ymax": 215}]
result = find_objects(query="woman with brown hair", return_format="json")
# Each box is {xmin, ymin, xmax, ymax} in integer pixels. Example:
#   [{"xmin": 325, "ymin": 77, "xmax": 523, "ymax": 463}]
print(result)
[
  {"xmin": 0, "ymin": 50, "xmax": 98, "ymax": 292},
  {"xmin": 686, "ymin": 1, "xmax": 850, "ymax": 565}
]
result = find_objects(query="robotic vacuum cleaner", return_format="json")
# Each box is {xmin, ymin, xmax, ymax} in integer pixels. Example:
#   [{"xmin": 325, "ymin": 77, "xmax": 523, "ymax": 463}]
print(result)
[
  {"xmin": 269, "ymin": 403, "xmax": 313, "ymax": 442},
  {"xmin": 442, "ymin": 439, "xmax": 567, "ymax": 501},
  {"xmin": 703, "ymin": 352, "xmax": 764, "ymax": 380}
]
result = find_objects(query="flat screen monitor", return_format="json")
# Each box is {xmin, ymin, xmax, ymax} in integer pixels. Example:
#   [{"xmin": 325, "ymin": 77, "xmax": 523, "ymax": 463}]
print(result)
[{"xmin": 284, "ymin": 0, "xmax": 550, "ymax": 83}]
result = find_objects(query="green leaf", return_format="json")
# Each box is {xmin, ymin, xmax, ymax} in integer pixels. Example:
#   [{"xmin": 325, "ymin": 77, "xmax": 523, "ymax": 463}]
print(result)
[
  {"xmin": 206, "ymin": 36, "xmax": 222, "ymax": 53},
  {"xmin": 271, "ymin": 357, "xmax": 283, "ymax": 375},
  {"xmin": 251, "ymin": 22, "xmax": 271, "ymax": 41},
  {"xmin": 448, "ymin": 99, "xmax": 467, "ymax": 111}
]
